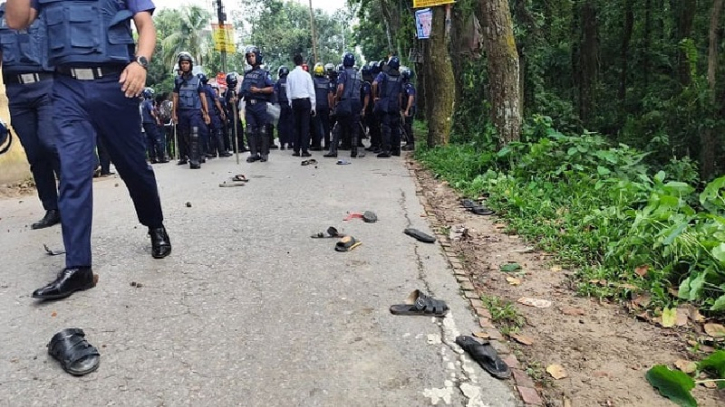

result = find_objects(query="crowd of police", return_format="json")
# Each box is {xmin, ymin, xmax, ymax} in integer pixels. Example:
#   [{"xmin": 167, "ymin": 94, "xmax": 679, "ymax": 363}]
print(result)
[{"xmin": 141, "ymin": 46, "xmax": 417, "ymax": 169}]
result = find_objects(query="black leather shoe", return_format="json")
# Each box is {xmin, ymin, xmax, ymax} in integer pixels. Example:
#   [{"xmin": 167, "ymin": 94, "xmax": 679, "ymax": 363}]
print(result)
[
  {"xmin": 219, "ymin": 151, "xmax": 233, "ymax": 157},
  {"xmin": 177, "ymin": 159, "xmax": 188, "ymax": 165},
  {"xmin": 323, "ymin": 152, "xmax": 337, "ymax": 158},
  {"xmin": 31, "ymin": 210, "xmax": 61, "ymax": 230},
  {"xmin": 149, "ymin": 226, "xmax": 172, "ymax": 259},
  {"xmin": 32, "ymin": 267, "xmax": 95, "ymax": 300},
  {"xmin": 377, "ymin": 151, "xmax": 391, "ymax": 158},
  {"xmin": 310, "ymin": 146, "xmax": 323, "ymax": 151},
  {"xmin": 301, "ymin": 151, "xmax": 312, "ymax": 157},
  {"xmin": 291, "ymin": 151, "xmax": 301, "ymax": 157}
]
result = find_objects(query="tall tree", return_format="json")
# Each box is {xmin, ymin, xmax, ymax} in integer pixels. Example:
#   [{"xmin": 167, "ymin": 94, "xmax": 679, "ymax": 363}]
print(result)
[
  {"xmin": 480, "ymin": 0, "xmax": 522, "ymax": 144},
  {"xmin": 700, "ymin": 0, "xmax": 723, "ymax": 179},
  {"xmin": 423, "ymin": 6, "xmax": 455, "ymax": 146},
  {"xmin": 160, "ymin": 6, "xmax": 212, "ymax": 70}
]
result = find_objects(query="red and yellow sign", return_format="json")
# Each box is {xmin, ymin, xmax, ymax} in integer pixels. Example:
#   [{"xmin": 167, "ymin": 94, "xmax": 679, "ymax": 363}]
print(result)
[
  {"xmin": 413, "ymin": 0, "xmax": 455, "ymax": 8},
  {"xmin": 211, "ymin": 23, "xmax": 236, "ymax": 53},
  {"xmin": 216, "ymin": 72, "xmax": 227, "ymax": 87}
]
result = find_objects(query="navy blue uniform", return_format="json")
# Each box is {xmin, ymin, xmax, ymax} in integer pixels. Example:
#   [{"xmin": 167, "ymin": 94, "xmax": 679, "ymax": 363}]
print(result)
[
  {"xmin": 374, "ymin": 70, "xmax": 403, "ymax": 156},
  {"xmin": 173, "ymin": 73, "xmax": 207, "ymax": 164},
  {"xmin": 274, "ymin": 77, "xmax": 292, "ymax": 149},
  {"xmin": 402, "ymin": 82, "xmax": 417, "ymax": 146},
  {"xmin": 330, "ymin": 68, "xmax": 361, "ymax": 156},
  {"xmin": 0, "ymin": 4, "xmax": 60, "ymax": 218},
  {"xmin": 31, "ymin": 0, "xmax": 165, "ymax": 269},
  {"xmin": 312, "ymin": 75, "xmax": 332, "ymax": 149},
  {"xmin": 141, "ymin": 98, "xmax": 164, "ymax": 161},
  {"xmin": 241, "ymin": 66, "xmax": 273, "ymax": 160}
]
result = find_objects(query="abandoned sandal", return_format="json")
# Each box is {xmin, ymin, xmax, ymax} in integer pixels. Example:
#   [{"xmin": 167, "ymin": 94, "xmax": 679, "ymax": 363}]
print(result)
[
  {"xmin": 403, "ymin": 228, "xmax": 436, "ymax": 243},
  {"xmin": 311, "ymin": 226, "xmax": 341, "ymax": 239},
  {"xmin": 455, "ymin": 335, "xmax": 511, "ymax": 379},
  {"xmin": 48, "ymin": 328, "xmax": 100, "ymax": 376},
  {"xmin": 334, "ymin": 235, "xmax": 361, "ymax": 252},
  {"xmin": 389, "ymin": 289, "xmax": 449, "ymax": 317}
]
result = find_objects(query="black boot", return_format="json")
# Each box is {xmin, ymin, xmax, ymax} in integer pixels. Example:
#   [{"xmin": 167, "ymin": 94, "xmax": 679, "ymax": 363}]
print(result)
[
  {"xmin": 32, "ymin": 267, "xmax": 95, "ymax": 300},
  {"xmin": 31, "ymin": 210, "xmax": 61, "ymax": 230},
  {"xmin": 217, "ymin": 131, "xmax": 232, "ymax": 157},
  {"xmin": 260, "ymin": 128, "xmax": 270, "ymax": 162},
  {"xmin": 149, "ymin": 226, "xmax": 172, "ymax": 259},
  {"xmin": 189, "ymin": 127, "xmax": 201, "ymax": 169}
]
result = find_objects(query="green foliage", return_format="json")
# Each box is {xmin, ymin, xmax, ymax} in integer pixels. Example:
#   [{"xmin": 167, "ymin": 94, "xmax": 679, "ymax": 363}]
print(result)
[
  {"xmin": 480, "ymin": 295, "xmax": 525, "ymax": 335},
  {"xmin": 419, "ymin": 118, "xmax": 725, "ymax": 313},
  {"xmin": 645, "ymin": 365, "xmax": 697, "ymax": 407}
]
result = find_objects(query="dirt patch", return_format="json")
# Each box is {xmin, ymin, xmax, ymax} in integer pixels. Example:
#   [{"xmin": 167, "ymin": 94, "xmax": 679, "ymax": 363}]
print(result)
[
  {"xmin": 0, "ymin": 178, "xmax": 36, "ymax": 199},
  {"xmin": 410, "ymin": 159, "xmax": 724, "ymax": 407}
]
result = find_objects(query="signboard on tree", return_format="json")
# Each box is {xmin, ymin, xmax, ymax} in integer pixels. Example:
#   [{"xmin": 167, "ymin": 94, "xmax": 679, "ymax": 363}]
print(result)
[
  {"xmin": 415, "ymin": 8, "xmax": 433, "ymax": 39},
  {"xmin": 211, "ymin": 23, "xmax": 236, "ymax": 53},
  {"xmin": 413, "ymin": 0, "xmax": 455, "ymax": 8}
]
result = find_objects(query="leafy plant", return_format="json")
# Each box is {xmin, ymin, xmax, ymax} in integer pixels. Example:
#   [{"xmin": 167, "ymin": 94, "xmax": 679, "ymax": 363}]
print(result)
[
  {"xmin": 480, "ymin": 295, "xmax": 525, "ymax": 335},
  {"xmin": 646, "ymin": 351, "xmax": 725, "ymax": 406}
]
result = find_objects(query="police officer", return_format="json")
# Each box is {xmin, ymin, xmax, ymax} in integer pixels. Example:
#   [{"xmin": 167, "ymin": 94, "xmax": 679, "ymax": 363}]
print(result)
[
  {"xmin": 312, "ymin": 63, "xmax": 332, "ymax": 151},
  {"xmin": 241, "ymin": 46, "xmax": 274, "ymax": 162},
  {"xmin": 274, "ymin": 65, "xmax": 293, "ymax": 150},
  {"xmin": 199, "ymin": 74, "xmax": 231, "ymax": 158},
  {"xmin": 224, "ymin": 71, "xmax": 248, "ymax": 153},
  {"xmin": 401, "ymin": 67, "xmax": 417, "ymax": 151},
  {"xmin": 325, "ymin": 52, "xmax": 361, "ymax": 158},
  {"xmin": 0, "ymin": 2, "xmax": 60, "ymax": 229},
  {"xmin": 365, "ymin": 61, "xmax": 382, "ymax": 152},
  {"xmin": 6, "ymin": 0, "xmax": 172, "ymax": 300},
  {"xmin": 141, "ymin": 87, "xmax": 167, "ymax": 163},
  {"xmin": 373, "ymin": 56, "xmax": 404, "ymax": 158},
  {"xmin": 172, "ymin": 52, "xmax": 210, "ymax": 169}
]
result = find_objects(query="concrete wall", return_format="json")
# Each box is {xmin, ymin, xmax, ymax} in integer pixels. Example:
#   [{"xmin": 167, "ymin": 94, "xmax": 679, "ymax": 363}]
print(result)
[{"xmin": 0, "ymin": 77, "xmax": 32, "ymax": 185}]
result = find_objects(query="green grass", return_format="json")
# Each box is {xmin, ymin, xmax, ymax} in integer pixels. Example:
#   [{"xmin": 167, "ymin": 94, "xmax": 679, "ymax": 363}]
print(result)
[{"xmin": 481, "ymin": 295, "xmax": 525, "ymax": 335}]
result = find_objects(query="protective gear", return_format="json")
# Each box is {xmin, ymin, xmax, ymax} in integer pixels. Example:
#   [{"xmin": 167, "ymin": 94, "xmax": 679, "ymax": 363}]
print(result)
[
  {"xmin": 278, "ymin": 66, "xmax": 290, "ymax": 78},
  {"xmin": 336, "ymin": 64, "xmax": 344, "ymax": 73},
  {"xmin": 387, "ymin": 56, "xmax": 400, "ymax": 70},
  {"xmin": 370, "ymin": 61, "xmax": 380, "ymax": 75},
  {"xmin": 177, "ymin": 75, "xmax": 202, "ymax": 110},
  {"xmin": 0, "ymin": 4, "xmax": 50, "ymax": 73},
  {"xmin": 39, "ymin": 0, "xmax": 134, "ymax": 66},
  {"xmin": 244, "ymin": 45, "xmax": 262, "ymax": 66},
  {"xmin": 142, "ymin": 87, "xmax": 155, "ymax": 99},
  {"xmin": 336, "ymin": 68, "xmax": 361, "ymax": 116},
  {"xmin": 361, "ymin": 65, "xmax": 371, "ymax": 78},
  {"xmin": 189, "ymin": 126, "xmax": 201, "ymax": 169},
  {"xmin": 276, "ymin": 77, "xmax": 289, "ymax": 105},
  {"xmin": 242, "ymin": 68, "xmax": 271, "ymax": 101},
  {"xmin": 313, "ymin": 63, "xmax": 325, "ymax": 76},
  {"xmin": 226, "ymin": 72, "xmax": 239, "ymax": 89},
  {"xmin": 197, "ymin": 73, "xmax": 208, "ymax": 84},
  {"xmin": 177, "ymin": 52, "xmax": 194, "ymax": 69},
  {"xmin": 342, "ymin": 52, "xmax": 355, "ymax": 68},
  {"xmin": 324, "ymin": 63, "xmax": 335, "ymax": 75},
  {"xmin": 314, "ymin": 77, "xmax": 330, "ymax": 109},
  {"xmin": 245, "ymin": 123, "xmax": 258, "ymax": 160},
  {"xmin": 259, "ymin": 123, "xmax": 269, "ymax": 160},
  {"xmin": 378, "ymin": 70, "xmax": 403, "ymax": 113},
  {"xmin": 401, "ymin": 67, "xmax": 413, "ymax": 81},
  {"xmin": 243, "ymin": 64, "xmax": 252, "ymax": 74},
  {"xmin": 0, "ymin": 118, "xmax": 10, "ymax": 155}
]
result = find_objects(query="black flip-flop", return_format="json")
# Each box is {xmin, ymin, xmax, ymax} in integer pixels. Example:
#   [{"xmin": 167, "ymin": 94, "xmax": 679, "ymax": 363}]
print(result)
[
  {"xmin": 389, "ymin": 289, "xmax": 449, "ymax": 317},
  {"xmin": 455, "ymin": 335, "xmax": 511, "ymax": 379},
  {"xmin": 461, "ymin": 199, "xmax": 477, "ymax": 209},
  {"xmin": 301, "ymin": 159, "xmax": 318, "ymax": 166},
  {"xmin": 47, "ymin": 328, "xmax": 100, "ymax": 376},
  {"xmin": 311, "ymin": 226, "xmax": 341, "ymax": 239},
  {"xmin": 362, "ymin": 211, "xmax": 378, "ymax": 223},
  {"xmin": 470, "ymin": 206, "xmax": 495, "ymax": 216},
  {"xmin": 404, "ymin": 228, "xmax": 436, "ymax": 243},
  {"xmin": 335, "ymin": 235, "xmax": 361, "ymax": 252},
  {"xmin": 232, "ymin": 174, "xmax": 249, "ymax": 182}
]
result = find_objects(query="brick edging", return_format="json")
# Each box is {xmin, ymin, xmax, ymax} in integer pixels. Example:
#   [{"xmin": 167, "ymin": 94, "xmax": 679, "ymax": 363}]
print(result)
[{"xmin": 407, "ymin": 160, "xmax": 544, "ymax": 407}]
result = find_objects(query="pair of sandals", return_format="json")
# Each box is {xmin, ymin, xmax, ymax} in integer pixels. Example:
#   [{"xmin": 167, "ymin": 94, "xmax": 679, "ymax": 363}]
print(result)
[
  {"xmin": 461, "ymin": 199, "xmax": 495, "ymax": 216},
  {"xmin": 310, "ymin": 227, "xmax": 362, "ymax": 252},
  {"xmin": 219, "ymin": 174, "xmax": 249, "ymax": 187},
  {"xmin": 301, "ymin": 159, "xmax": 318, "ymax": 166}
]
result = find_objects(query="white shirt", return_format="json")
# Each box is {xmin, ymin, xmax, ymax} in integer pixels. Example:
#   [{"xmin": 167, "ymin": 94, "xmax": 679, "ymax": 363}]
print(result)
[{"xmin": 285, "ymin": 66, "xmax": 316, "ymax": 109}]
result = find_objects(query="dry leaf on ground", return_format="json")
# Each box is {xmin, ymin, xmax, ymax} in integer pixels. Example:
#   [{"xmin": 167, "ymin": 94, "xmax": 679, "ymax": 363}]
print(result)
[
  {"xmin": 632, "ymin": 294, "xmax": 651, "ymax": 308},
  {"xmin": 560, "ymin": 306, "xmax": 586, "ymax": 316},
  {"xmin": 550, "ymin": 265, "xmax": 562, "ymax": 272},
  {"xmin": 511, "ymin": 334, "xmax": 534, "ymax": 345},
  {"xmin": 661, "ymin": 307, "xmax": 677, "ymax": 328},
  {"xmin": 518, "ymin": 297, "xmax": 552, "ymax": 308},
  {"xmin": 684, "ymin": 305, "xmax": 705, "ymax": 323},
  {"xmin": 473, "ymin": 331, "xmax": 490, "ymax": 339},
  {"xmin": 546, "ymin": 364, "xmax": 568, "ymax": 379},
  {"xmin": 506, "ymin": 276, "xmax": 522, "ymax": 286},
  {"xmin": 702, "ymin": 380, "xmax": 718, "ymax": 389},
  {"xmin": 674, "ymin": 359, "xmax": 697, "ymax": 374},
  {"xmin": 675, "ymin": 307, "xmax": 689, "ymax": 327},
  {"xmin": 634, "ymin": 265, "xmax": 649, "ymax": 277},
  {"xmin": 703, "ymin": 323, "xmax": 725, "ymax": 338}
]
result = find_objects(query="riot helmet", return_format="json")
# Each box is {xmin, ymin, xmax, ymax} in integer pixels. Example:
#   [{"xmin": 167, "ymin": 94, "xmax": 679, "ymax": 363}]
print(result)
[
  {"xmin": 245, "ymin": 45, "xmax": 262, "ymax": 66},
  {"xmin": 342, "ymin": 52, "xmax": 355, "ymax": 68},
  {"xmin": 387, "ymin": 56, "xmax": 400, "ymax": 71},
  {"xmin": 278, "ymin": 65, "xmax": 290, "ymax": 78},
  {"xmin": 226, "ymin": 72, "xmax": 239, "ymax": 89},
  {"xmin": 197, "ymin": 73, "xmax": 208, "ymax": 84},
  {"xmin": 142, "ymin": 87, "xmax": 155, "ymax": 99},
  {"xmin": 177, "ymin": 52, "xmax": 193, "ymax": 72}
]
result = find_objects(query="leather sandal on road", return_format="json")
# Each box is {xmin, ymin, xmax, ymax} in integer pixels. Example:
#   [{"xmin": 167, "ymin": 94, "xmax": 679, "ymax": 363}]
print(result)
[
  {"xmin": 311, "ymin": 226, "xmax": 341, "ymax": 239},
  {"xmin": 455, "ymin": 335, "xmax": 511, "ymax": 379},
  {"xmin": 404, "ymin": 228, "xmax": 436, "ymax": 243},
  {"xmin": 232, "ymin": 174, "xmax": 249, "ymax": 182},
  {"xmin": 389, "ymin": 289, "xmax": 449, "ymax": 317},
  {"xmin": 48, "ymin": 328, "xmax": 100, "ymax": 376},
  {"xmin": 335, "ymin": 235, "xmax": 361, "ymax": 252},
  {"xmin": 362, "ymin": 211, "xmax": 378, "ymax": 223}
]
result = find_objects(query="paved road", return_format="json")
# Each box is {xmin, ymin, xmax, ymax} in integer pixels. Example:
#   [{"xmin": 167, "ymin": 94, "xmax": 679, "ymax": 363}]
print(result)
[{"xmin": 0, "ymin": 149, "xmax": 518, "ymax": 407}]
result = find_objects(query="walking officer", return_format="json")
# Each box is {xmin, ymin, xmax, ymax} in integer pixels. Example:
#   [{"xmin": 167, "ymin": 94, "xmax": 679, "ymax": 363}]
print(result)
[
  {"xmin": 401, "ymin": 67, "xmax": 417, "ymax": 151},
  {"xmin": 200, "ymin": 74, "xmax": 231, "ymax": 158},
  {"xmin": 241, "ymin": 45, "xmax": 273, "ymax": 162},
  {"xmin": 325, "ymin": 53, "xmax": 361, "ymax": 158},
  {"xmin": 0, "ymin": 2, "xmax": 60, "ymax": 229},
  {"xmin": 172, "ymin": 52, "xmax": 210, "ymax": 169},
  {"xmin": 141, "ymin": 87, "xmax": 167, "ymax": 163},
  {"xmin": 311, "ymin": 63, "xmax": 332, "ymax": 151},
  {"xmin": 6, "ymin": 0, "xmax": 172, "ymax": 300},
  {"xmin": 365, "ymin": 61, "xmax": 382, "ymax": 152},
  {"xmin": 372, "ymin": 56, "xmax": 403, "ymax": 158},
  {"xmin": 274, "ymin": 65, "xmax": 293, "ymax": 150}
]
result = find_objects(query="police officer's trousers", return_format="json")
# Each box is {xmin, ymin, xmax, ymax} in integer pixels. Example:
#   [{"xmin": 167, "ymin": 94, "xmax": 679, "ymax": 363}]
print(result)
[
  {"xmin": 278, "ymin": 104, "xmax": 293, "ymax": 148},
  {"xmin": 245, "ymin": 103, "xmax": 268, "ymax": 157},
  {"xmin": 312, "ymin": 107, "xmax": 330, "ymax": 149},
  {"xmin": 53, "ymin": 72, "xmax": 164, "ymax": 268},
  {"xmin": 178, "ymin": 109, "xmax": 205, "ymax": 163},
  {"xmin": 6, "ymin": 79, "xmax": 60, "ymax": 212},
  {"xmin": 143, "ymin": 122, "xmax": 165, "ymax": 161},
  {"xmin": 329, "ymin": 112, "xmax": 359, "ymax": 155},
  {"xmin": 381, "ymin": 112, "xmax": 401, "ymax": 154}
]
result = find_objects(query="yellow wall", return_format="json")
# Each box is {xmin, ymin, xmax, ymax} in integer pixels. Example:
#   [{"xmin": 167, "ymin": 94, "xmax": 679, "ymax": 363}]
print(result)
[{"xmin": 0, "ymin": 76, "xmax": 32, "ymax": 185}]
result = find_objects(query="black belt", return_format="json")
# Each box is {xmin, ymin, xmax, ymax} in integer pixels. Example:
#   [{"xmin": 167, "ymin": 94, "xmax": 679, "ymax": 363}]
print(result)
[
  {"xmin": 3, "ymin": 72, "xmax": 53, "ymax": 85},
  {"xmin": 56, "ymin": 66, "xmax": 125, "ymax": 81}
]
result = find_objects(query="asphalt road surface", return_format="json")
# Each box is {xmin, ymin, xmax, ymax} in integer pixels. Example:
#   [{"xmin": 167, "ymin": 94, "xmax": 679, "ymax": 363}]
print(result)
[{"xmin": 0, "ymin": 149, "xmax": 518, "ymax": 407}]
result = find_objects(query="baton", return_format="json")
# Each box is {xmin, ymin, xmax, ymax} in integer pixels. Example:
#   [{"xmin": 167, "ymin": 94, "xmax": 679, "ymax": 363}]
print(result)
[
  {"xmin": 173, "ymin": 121, "xmax": 179, "ymax": 161},
  {"xmin": 232, "ymin": 91, "xmax": 240, "ymax": 165}
]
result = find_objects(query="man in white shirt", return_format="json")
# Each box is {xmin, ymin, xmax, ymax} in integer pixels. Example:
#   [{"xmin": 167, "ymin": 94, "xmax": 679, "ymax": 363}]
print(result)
[{"xmin": 285, "ymin": 54, "xmax": 316, "ymax": 157}]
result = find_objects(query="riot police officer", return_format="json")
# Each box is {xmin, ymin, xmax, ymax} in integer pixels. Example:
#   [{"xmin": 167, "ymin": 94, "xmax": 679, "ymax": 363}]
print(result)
[
  {"xmin": 241, "ymin": 46, "xmax": 274, "ymax": 162},
  {"xmin": 141, "ymin": 87, "xmax": 167, "ymax": 163},
  {"xmin": 199, "ymin": 73, "xmax": 231, "ymax": 158},
  {"xmin": 172, "ymin": 52, "xmax": 210, "ymax": 169},
  {"xmin": 274, "ymin": 65, "xmax": 293, "ymax": 150},
  {"xmin": 365, "ymin": 61, "xmax": 382, "ymax": 152},
  {"xmin": 7, "ymin": 0, "xmax": 172, "ymax": 300},
  {"xmin": 0, "ymin": 2, "xmax": 60, "ymax": 229},
  {"xmin": 325, "ymin": 52, "xmax": 361, "ymax": 158},
  {"xmin": 312, "ymin": 63, "xmax": 333, "ymax": 151},
  {"xmin": 401, "ymin": 67, "xmax": 417, "ymax": 151},
  {"xmin": 373, "ymin": 56, "xmax": 404, "ymax": 157}
]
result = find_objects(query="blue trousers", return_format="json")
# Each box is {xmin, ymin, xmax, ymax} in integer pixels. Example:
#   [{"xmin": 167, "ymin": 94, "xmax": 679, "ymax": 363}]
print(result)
[
  {"xmin": 277, "ymin": 104, "xmax": 293, "ymax": 147},
  {"xmin": 53, "ymin": 72, "xmax": 164, "ymax": 268},
  {"xmin": 143, "ymin": 122, "xmax": 165, "ymax": 160},
  {"xmin": 6, "ymin": 79, "xmax": 60, "ymax": 211},
  {"xmin": 178, "ymin": 108, "xmax": 207, "ymax": 154}
]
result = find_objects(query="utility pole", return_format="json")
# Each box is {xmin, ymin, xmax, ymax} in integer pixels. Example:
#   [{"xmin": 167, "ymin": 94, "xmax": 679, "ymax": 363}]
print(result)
[
  {"xmin": 308, "ymin": 0, "xmax": 319, "ymax": 64},
  {"xmin": 216, "ymin": 0, "xmax": 227, "ymax": 72}
]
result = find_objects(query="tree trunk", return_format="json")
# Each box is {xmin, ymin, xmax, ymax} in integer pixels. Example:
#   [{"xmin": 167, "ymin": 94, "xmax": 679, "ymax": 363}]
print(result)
[
  {"xmin": 424, "ymin": 6, "xmax": 455, "ymax": 147},
  {"xmin": 701, "ymin": 0, "xmax": 723, "ymax": 180},
  {"xmin": 674, "ymin": 0, "xmax": 697, "ymax": 85},
  {"xmin": 480, "ymin": 0, "xmax": 522, "ymax": 145},
  {"xmin": 618, "ymin": 0, "xmax": 633, "ymax": 103},
  {"xmin": 578, "ymin": 0, "xmax": 599, "ymax": 126},
  {"xmin": 643, "ymin": 0, "xmax": 651, "ymax": 90}
]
